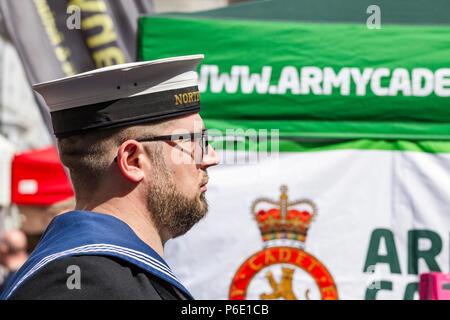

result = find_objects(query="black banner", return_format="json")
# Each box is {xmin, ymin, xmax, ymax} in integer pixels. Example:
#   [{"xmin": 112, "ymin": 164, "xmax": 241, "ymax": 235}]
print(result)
[{"xmin": 0, "ymin": 0, "xmax": 154, "ymax": 134}]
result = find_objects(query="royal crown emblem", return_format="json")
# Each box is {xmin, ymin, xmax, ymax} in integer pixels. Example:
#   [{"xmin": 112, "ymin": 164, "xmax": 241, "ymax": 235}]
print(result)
[
  {"xmin": 229, "ymin": 185, "xmax": 338, "ymax": 300},
  {"xmin": 252, "ymin": 185, "xmax": 316, "ymax": 245}
]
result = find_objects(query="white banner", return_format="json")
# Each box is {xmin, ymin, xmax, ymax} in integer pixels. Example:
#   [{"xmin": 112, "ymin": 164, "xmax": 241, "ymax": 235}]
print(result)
[{"xmin": 165, "ymin": 149, "xmax": 450, "ymax": 300}]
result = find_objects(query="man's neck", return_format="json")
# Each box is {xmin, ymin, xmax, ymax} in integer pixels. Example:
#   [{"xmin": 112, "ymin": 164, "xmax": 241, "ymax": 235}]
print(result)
[{"xmin": 75, "ymin": 196, "xmax": 165, "ymax": 258}]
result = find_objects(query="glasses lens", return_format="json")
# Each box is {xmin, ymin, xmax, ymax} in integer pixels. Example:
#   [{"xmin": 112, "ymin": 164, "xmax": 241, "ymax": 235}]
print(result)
[{"xmin": 194, "ymin": 131, "xmax": 208, "ymax": 164}]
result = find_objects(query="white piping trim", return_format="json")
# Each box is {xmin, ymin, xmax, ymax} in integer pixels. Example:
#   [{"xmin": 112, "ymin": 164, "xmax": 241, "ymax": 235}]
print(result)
[{"xmin": 28, "ymin": 244, "xmax": 173, "ymax": 277}]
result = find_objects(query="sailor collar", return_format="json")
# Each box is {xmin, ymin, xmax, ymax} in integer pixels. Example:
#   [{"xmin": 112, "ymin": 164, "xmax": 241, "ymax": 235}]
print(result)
[{"xmin": 0, "ymin": 211, "xmax": 193, "ymax": 300}]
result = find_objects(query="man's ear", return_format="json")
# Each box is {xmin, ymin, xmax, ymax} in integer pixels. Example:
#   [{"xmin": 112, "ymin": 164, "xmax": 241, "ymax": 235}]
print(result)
[{"xmin": 115, "ymin": 140, "xmax": 146, "ymax": 182}]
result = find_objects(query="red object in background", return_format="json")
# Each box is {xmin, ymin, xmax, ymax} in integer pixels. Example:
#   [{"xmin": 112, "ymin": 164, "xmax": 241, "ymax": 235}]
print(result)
[{"xmin": 11, "ymin": 146, "xmax": 74, "ymax": 205}]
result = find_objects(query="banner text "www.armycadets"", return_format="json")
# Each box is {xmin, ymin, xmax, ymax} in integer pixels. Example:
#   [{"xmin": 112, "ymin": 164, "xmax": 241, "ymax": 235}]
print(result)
[{"xmin": 198, "ymin": 65, "xmax": 450, "ymax": 97}]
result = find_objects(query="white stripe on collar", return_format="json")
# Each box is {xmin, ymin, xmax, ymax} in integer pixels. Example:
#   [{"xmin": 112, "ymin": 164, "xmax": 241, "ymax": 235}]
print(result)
[{"xmin": 6, "ymin": 244, "xmax": 180, "ymax": 299}]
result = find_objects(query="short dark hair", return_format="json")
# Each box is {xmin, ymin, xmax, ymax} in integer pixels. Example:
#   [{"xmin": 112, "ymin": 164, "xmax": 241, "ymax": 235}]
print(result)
[{"xmin": 57, "ymin": 120, "xmax": 172, "ymax": 200}]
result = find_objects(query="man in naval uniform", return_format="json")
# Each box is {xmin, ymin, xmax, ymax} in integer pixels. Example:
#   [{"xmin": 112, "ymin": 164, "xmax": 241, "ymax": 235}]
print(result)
[{"xmin": 0, "ymin": 55, "xmax": 220, "ymax": 300}]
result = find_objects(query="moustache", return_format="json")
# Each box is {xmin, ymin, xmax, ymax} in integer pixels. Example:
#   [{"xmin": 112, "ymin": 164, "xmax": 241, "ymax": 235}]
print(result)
[{"xmin": 200, "ymin": 172, "xmax": 209, "ymax": 187}]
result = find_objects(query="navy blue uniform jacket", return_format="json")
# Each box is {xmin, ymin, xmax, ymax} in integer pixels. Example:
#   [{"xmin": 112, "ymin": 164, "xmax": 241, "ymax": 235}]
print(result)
[{"xmin": 0, "ymin": 211, "xmax": 193, "ymax": 300}]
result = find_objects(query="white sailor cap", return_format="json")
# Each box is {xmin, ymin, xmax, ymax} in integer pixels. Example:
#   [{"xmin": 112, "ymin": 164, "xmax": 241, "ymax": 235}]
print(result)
[{"xmin": 32, "ymin": 54, "xmax": 204, "ymax": 138}]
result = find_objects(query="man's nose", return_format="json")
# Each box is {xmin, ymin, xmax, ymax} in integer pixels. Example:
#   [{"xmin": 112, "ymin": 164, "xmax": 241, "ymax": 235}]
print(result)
[{"xmin": 201, "ymin": 144, "xmax": 220, "ymax": 168}]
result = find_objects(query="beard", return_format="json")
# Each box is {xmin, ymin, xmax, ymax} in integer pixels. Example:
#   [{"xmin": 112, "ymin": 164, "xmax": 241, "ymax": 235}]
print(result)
[{"xmin": 146, "ymin": 162, "xmax": 209, "ymax": 239}]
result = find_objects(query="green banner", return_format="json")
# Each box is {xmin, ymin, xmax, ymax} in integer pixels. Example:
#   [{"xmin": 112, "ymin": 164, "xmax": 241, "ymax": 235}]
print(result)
[{"xmin": 138, "ymin": 16, "xmax": 450, "ymax": 143}]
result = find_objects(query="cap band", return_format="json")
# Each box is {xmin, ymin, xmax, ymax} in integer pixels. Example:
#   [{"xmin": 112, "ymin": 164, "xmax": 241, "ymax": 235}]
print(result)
[{"xmin": 51, "ymin": 86, "xmax": 201, "ymax": 138}]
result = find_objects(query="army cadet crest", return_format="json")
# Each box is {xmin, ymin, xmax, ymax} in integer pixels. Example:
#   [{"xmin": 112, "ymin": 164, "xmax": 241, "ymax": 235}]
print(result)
[{"xmin": 229, "ymin": 185, "xmax": 338, "ymax": 300}]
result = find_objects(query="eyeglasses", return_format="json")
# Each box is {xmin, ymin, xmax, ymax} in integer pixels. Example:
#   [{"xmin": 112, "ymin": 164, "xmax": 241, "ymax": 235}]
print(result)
[
  {"xmin": 114, "ymin": 129, "xmax": 209, "ymax": 163},
  {"xmin": 138, "ymin": 129, "xmax": 209, "ymax": 156}
]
